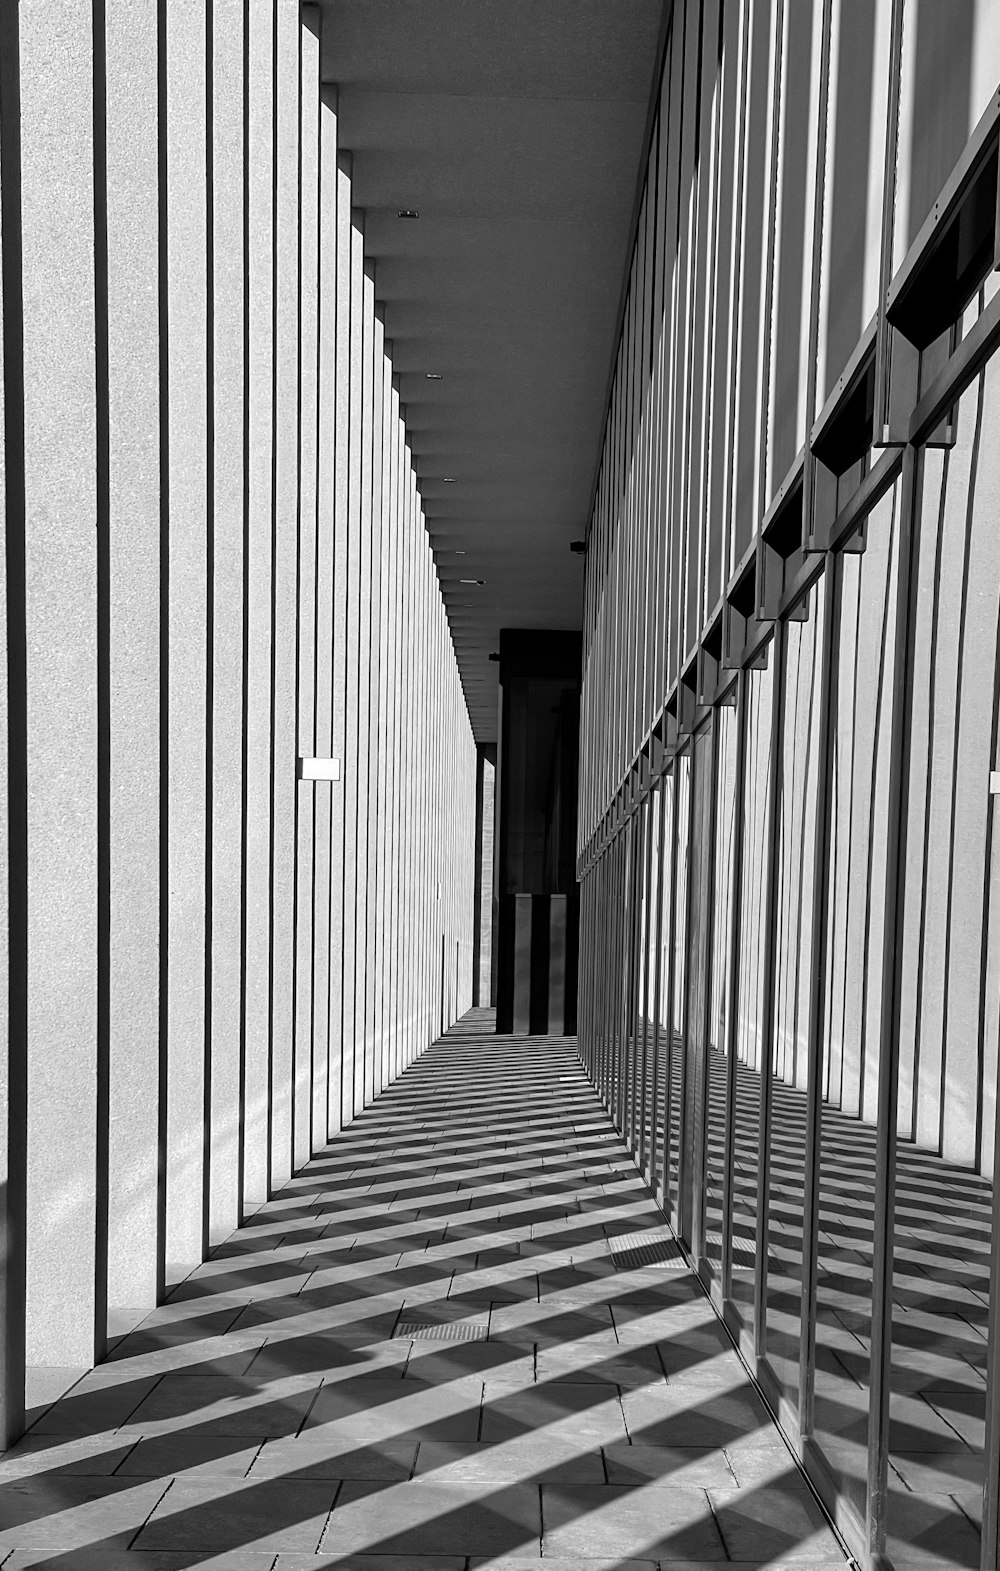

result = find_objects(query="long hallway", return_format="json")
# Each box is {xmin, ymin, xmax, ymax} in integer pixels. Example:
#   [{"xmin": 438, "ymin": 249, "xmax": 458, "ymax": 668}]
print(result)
[{"xmin": 0, "ymin": 1012, "xmax": 846, "ymax": 1569}]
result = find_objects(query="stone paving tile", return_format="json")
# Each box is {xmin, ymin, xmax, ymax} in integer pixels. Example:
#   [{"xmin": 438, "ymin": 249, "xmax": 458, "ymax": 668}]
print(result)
[
  {"xmin": 709, "ymin": 1485, "xmax": 843, "ymax": 1561},
  {"xmin": 0, "ymin": 1435, "xmax": 137, "ymax": 1478},
  {"xmin": 1, "ymin": 1554, "xmax": 277, "ymax": 1569},
  {"xmin": 467, "ymin": 1559, "xmax": 656, "ymax": 1571},
  {"xmin": 403, "ymin": 1346, "xmax": 536, "ymax": 1385},
  {"xmin": 115, "ymin": 1437, "xmax": 264, "ymax": 1477},
  {"xmin": 249, "ymin": 1438, "xmax": 417, "ymax": 1481},
  {"xmin": 102, "ymin": 1338, "xmax": 264, "ymax": 1378},
  {"xmin": 274, "ymin": 1557, "xmax": 463, "ymax": 1570},
  {"xmin": 0, "ymin": 1016, "xmax": 850, "ymax": 1566},
  {"xmin": 415, "ymin": 1438, "xmax": 605, "ymax": 1484},
  {"xmin": 321, "ymin": 1478, "xmax": 541, "ymax": 1555},
  {"xmin": 304, "ymin": 1377, "xmax": 484, "ymax": 1444},
  {"xmin": 133, "ymin": 1476, "xmax": 338, "ymax": 1551},
  {"xmin": 120, "ymin": 1375, "xmax": 322, "ymax": 1438},
  {"xmin": 535, "ymin": 1343, "xmax": 664, "ymax": 1388},
  {"xmin": 0, "ymin": 1476, "xmax": 171, "ymax": 1549},
  {"xmin": 480, "ymin": 1382, "xmax": 629, "ymax": 1445},
  {"xmin": 26, "ymin": 1377, "xmax": 160, "ymax": 1436},
  {"xmin": 602, "ymin": 1441, "xmax": 737, "ymax": 1487},
  {"xmin": 540, "ymin": 1481, "xmax": 727, "ymax": 1559}
]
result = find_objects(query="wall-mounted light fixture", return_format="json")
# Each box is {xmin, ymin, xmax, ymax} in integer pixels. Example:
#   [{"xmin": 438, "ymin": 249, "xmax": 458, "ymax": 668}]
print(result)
[
  {"xmin": 397, "ymin": 209, "xmax": 419, "ymax": 219},
  {"xmin": 299, "ymin": 757, "xmax": 342, "ymax": 782}
]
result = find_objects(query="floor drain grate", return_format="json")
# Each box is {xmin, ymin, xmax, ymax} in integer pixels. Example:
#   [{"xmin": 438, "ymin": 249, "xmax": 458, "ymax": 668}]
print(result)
[
  {"xmin": 609, "ymin": 1230, "xmax": 686, "ymax": 1270},
  {"xmin": 707, "ymin": 1231, "xmax": 756, "ymax": 1270},
  {"xmin": 393, "ymin": 1320, "xmax": 488, "ymax": 1341}
]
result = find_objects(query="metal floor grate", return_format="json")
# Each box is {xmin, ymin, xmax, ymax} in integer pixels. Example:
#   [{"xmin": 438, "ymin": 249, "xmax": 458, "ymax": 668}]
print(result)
[
  {"xmin": 707, "ymin": 1231, "xmax": 756, "ymax": 1270},
  {"xmin": 393, "ymin": 1319, "xmax": 487, "ymax": 1341},
  {"xmin": 609, "ymin": 1230, "xmax": 686, "ymax": 1270}
]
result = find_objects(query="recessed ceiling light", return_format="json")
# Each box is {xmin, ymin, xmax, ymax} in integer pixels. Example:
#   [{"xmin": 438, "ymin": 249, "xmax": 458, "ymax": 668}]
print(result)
[
  {"xmin": 397, "ymin": 209, "xmax": 419, "ymax": 219},
  {"xmin": 454, "ymin": 550, "xmax": 467, "ymax": 555},
  {"xmin": 443, "ymin": 476, "xmax": 457, "ymax": 483},
  {"xmin": 425, "ymin": 372, "xmax": 442, "ymax": 380}
]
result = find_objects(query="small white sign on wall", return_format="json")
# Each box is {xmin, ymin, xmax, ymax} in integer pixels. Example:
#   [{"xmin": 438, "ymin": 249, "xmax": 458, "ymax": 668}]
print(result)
[{"xmin": 299, "ymin": 757, "xmax": 342, "ymax": 782}]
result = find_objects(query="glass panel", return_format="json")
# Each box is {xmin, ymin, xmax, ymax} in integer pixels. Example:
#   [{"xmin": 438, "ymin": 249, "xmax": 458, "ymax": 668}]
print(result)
[
  {"xmin": 705, "ymin": 699, "xmax": 739, "ymax": 1281},
  {"xmin": 627, "ymin": 798, "xmax": 650, "ymax": 1152},
  {"xmin": 885, "ymin": 361, "xmax": 1000, "ymax": 1571},
  {"xmin": 731, "ymin": 654, "xmax": 774, "ymax": 1335},
  {"xmin": 668, "ymin": 749, "xmax": 691, "ymax": 1220},
  {"xmin": 613, "ymin": 830, "xmax": 629, "ymax": 1118},
  {"xmin": 619, "ymin": 815, "xmax": 642, "ymax": 1135},
  {"xmin": 765, "ymin": 587, "xmax": 825, "ymax": 1410},
  {"xmin": 655, "ymin": 769, "xmax": 675, "ymax": 1206},
  {"xmin": 637, "ymin": 787, "xmax": 659, "ymax": 1176},
  {"xmin": 681, "ymin": 724, "xmax": 715, "ymax": 1247},
  {"xmin": 812, "ymin": 482, "xmax": 900, "ymax": 1517}
]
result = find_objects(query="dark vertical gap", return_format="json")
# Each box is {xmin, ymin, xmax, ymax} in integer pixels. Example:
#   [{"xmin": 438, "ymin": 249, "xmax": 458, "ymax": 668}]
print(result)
[
  {"xmin": 857, "ymin": 488, "xmax": 898, "ymax": 1107},
  {"xmin": 92, "ymin": 0, "xmax": 111, "ymax": 1361},
  {"xmin": 155, "ymin": 0, "xmax": 170, "ymax": 1301},
  {"xmin": 472, "ymin": 749, "xmax": 484, "ymax": 1007},
  {"xmin": 565, "ymin": 884, "xmax": 580, "ymax": 1037},
  {"xmin": 0, "ymin": 0, "xmax": 28, "ymax": 1445},
  {"xmin": 236, "ymin": 0, "xmax": 251, "ymax": 1224},
  {"xmin": 838, "ymin": 562, "xmax": 862, "ymax": 1112},
  {"xmin": 202, "ymin": 0, "xmax": 215, "ymax": 1256},
  {"xmin": 790, "ymin": 608, "xmax": 818, "ymax": 1088},
  {"xmin": 529, "ymin": 896, "xmax": 550, "ymax": 1036},
  {"xmin": 910, "ymin": 453, "xmax": 949, "ymax": 1144},
  {"xmin": 939, "ymin": 368, "xmax": 984, "ymax": 1156}
]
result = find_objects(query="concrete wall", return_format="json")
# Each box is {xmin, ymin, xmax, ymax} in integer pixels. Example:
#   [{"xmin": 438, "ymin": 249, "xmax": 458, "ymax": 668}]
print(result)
[{"xmin": 0, "ymin": 0, "xmax": 476, "ymax": 1444}]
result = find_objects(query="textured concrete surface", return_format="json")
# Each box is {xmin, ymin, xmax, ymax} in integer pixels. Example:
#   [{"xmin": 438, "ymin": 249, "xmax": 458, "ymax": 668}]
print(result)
[
  {"xmin": 20, "ymin": 0, "xmax": 100, "ymax": 1370},
  {"xmin": 105, "ymin": 0, "xmax": 162, "ymax": 1318},
  {"xmin": 0, "ymin": 1012, "xmax": 845, "ymax": 1566}
]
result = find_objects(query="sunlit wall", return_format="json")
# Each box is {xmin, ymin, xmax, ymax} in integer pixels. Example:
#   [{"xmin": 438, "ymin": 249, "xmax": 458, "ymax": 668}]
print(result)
[{"xmin": 0, "ymin": 0, "xmax": 475, "ymax": 1439}]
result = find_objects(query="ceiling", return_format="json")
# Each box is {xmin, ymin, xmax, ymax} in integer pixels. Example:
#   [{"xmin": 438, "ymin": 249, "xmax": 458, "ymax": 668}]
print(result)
[{"xmin": 318, "ymin": 0, "xmax": 667, "ymax": 742}]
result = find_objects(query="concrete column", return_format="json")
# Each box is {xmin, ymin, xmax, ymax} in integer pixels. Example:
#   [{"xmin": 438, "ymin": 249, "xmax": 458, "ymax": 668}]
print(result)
[
  {"xmin": 312, "ymin": 85, "xmax": 338, "ymax": 1153},
  {"xmin": 20, "ymin": 0, "xmax": 100, "ymax": 1365},
  {"xmin": 339, "ymin": 219, "xmax": 363, "ymax": 1131},
  {"xmin": 0, "ymin": 0, "xmax": 28, "ymax": 1443},
  {"xmin": 361, "ymin": 307, "xmax": 384, "ymax": 1107},
  {"xmin": 208, "ymin": 0, "xmax": 246, "ymax": 1244},
  {"xmin": 374, "ymin": 375, "xmax": 399, "ymax": 1095},
  {"xmin": 384, "ymin": 402, "xmax": 404, "ymax": 1083},
  {"xmin": 105, "ymin": 0, "xmax": 162, "ymax": 1316},
  {"xmin": 269, "ymin": 0, "xmax": 299, "ymax": 1190},
  {"xmin": 293, "ymin": 8, "xmax": 319, "ymax": 1174},
  {"xmin": 353, "ymin": 264, "xmax": 375, "ymax": 1115},
  {"xmin": 164, "ymin": 0, "xmax": 209, "ymax": 1284},
  {"xmin": 327, "ymin": 155, "xmax": 352, "ymax": 1142},
  {"xmin": 243, "ymin": 0, "xmax": 275, "ymax": 1208}
]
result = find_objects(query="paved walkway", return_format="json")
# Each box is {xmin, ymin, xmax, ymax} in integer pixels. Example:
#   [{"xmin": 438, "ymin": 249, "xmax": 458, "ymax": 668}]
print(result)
[{"xmin": 0, "ymin": 1011, "xmax": 849, "ymax": 1569}]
